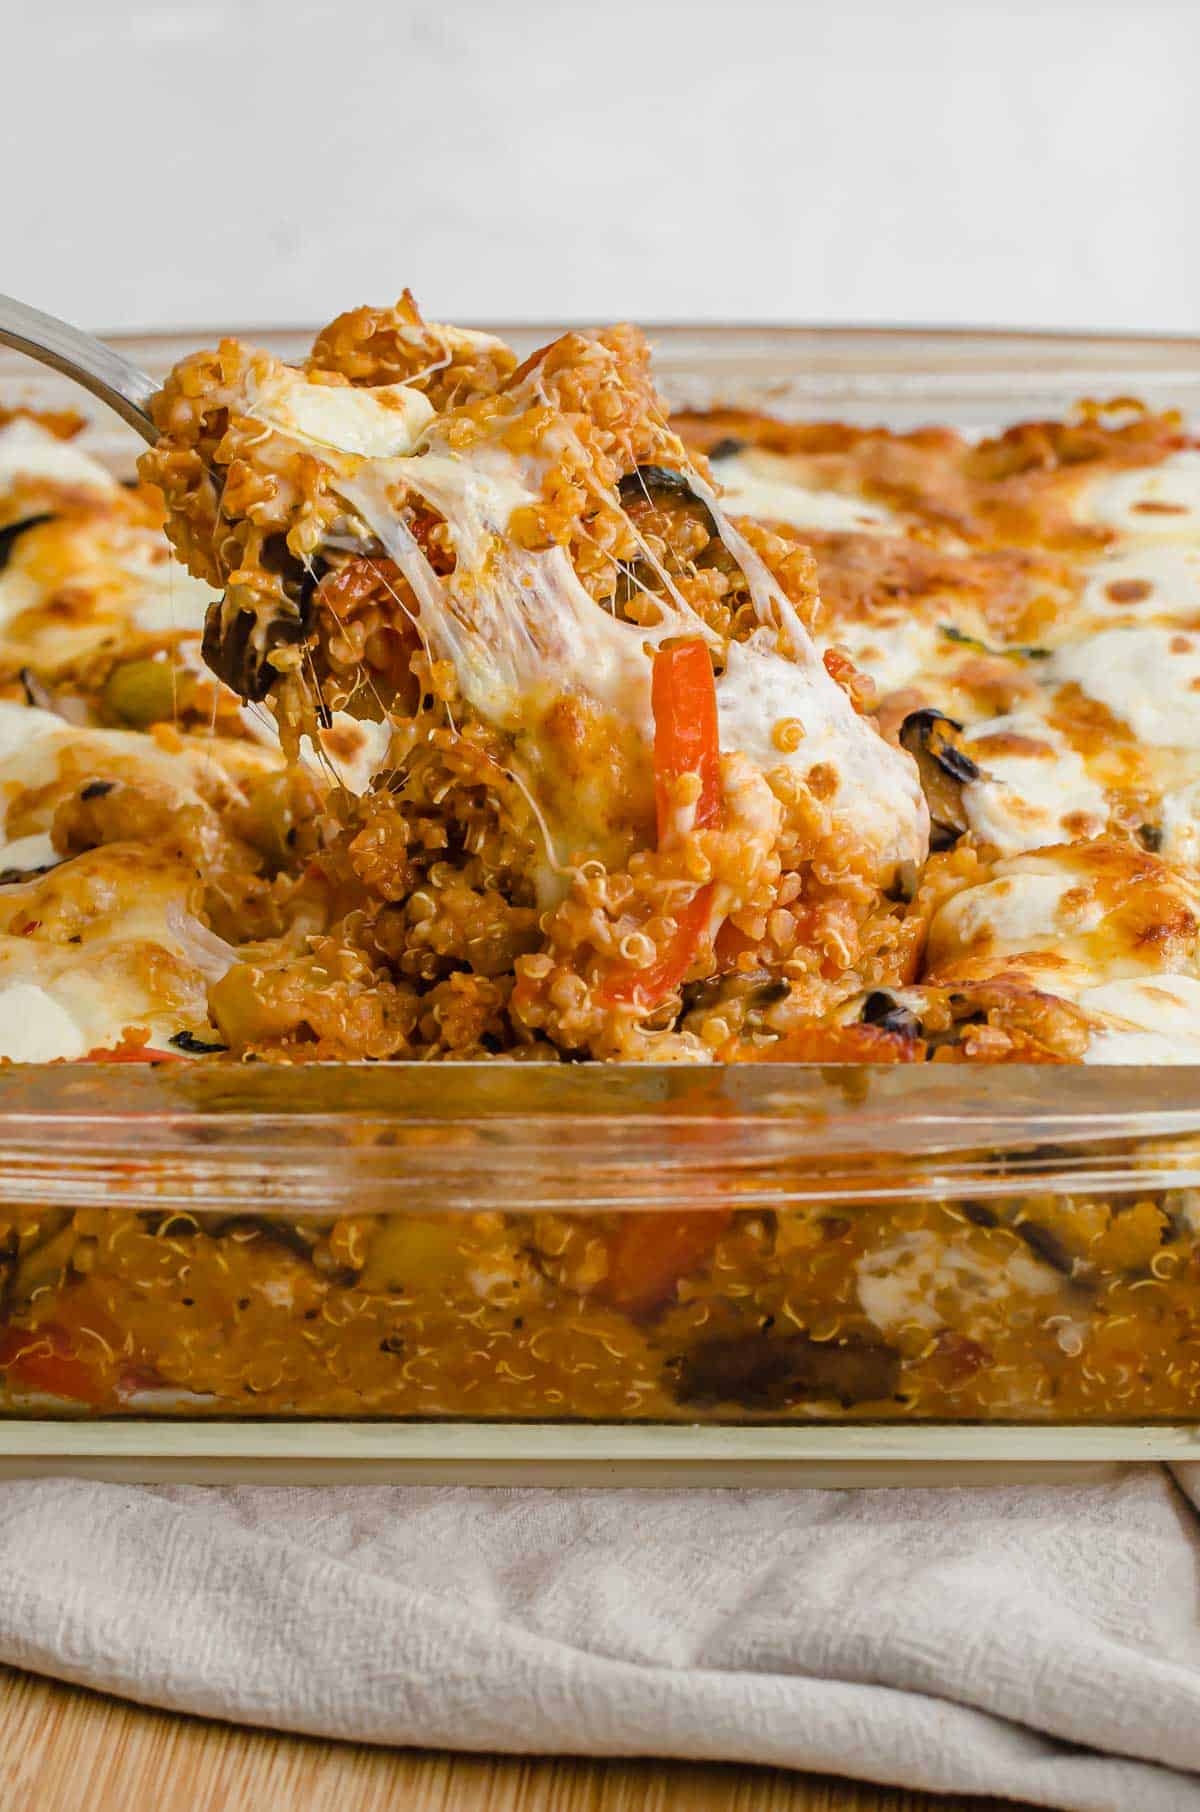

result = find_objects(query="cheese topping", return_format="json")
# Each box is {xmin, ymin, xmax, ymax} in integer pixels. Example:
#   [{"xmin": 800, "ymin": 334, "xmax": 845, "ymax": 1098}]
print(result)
[
  {"xmin": 250, "ymin": 367, "xmax": 435, "ymax": 459},
  {"xmin": 712, "ymin": 450, "xmax": 895, "ymax": 534},
  {"xmin": 1077, "ymin": 973, "xmax": 1200, "ymax": 1064},
  {"xmin": 961, "ymin": 713, "xmax": 1107, "ymax": 855},
  {"xmin": 0, "ymin": 519, "xmax": 217, "ymax": 652},
  {"xmin": 1050, "ymin": 627, "xmax": 1200, "ymax": 748},
  {"xmin": 855, "ymin": 1229, "xmax": 1059, "ymax": 1337},
  {"xmin": 1080, "ymin": 544, "xmax": 1200, "ymax": 628},
  {"xmin": 0, "ymin": 418, "xmax": 118, "ymax": 515},
  {"xmin": 1079, "ymin": 450, "xmax": 1200, "ymax": 540},
  {"xmin": 0, "ymin": 851, "xmax": 236, "ymax": 1057},
  {"xmin": 0, "ymin": 981, "xmax": 88, "ymax": 1061},
  {"xmin": 826, "ymin": 616, "xmax": 951, "ymax": 698},
  {"xmin": 0, "ymin": 829, "xmax": 59, "ymax": 878}
]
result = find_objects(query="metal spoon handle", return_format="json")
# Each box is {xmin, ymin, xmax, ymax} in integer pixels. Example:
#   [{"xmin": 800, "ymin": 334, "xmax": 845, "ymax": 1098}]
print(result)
[{"xmin": 0, "ymin": 293, "xmax": 158, "ymax": 445}]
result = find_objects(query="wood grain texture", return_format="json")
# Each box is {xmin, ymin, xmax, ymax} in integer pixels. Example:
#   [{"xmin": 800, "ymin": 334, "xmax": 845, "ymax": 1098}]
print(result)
[{"xmin": 0, "ymin": 1666, "xmax": 1040, "ymax": 1812}]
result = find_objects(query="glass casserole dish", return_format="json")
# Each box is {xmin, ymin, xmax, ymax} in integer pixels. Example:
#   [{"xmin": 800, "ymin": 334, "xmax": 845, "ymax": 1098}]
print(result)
[{"xmin": 2, "ymin": 323, "xmax": 1200, "ymax": 1478}]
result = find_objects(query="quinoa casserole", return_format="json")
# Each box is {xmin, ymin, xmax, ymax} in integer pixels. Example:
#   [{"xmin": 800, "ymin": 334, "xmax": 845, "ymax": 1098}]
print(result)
[{"xmin": 2, "ymin": 298, "xmax": 1200, "ymax": 1422}]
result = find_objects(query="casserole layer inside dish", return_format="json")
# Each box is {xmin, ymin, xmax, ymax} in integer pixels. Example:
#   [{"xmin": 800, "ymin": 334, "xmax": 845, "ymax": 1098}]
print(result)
[{"xmin": 3, "ymin": 314, "xmax": 1200, "ymax": 1424}]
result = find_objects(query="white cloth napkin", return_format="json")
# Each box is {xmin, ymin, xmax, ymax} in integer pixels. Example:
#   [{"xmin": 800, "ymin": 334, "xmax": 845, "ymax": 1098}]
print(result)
[{"xmin": 0, "ymin": 1467, "xmax": 1198, "ymax": 1810}]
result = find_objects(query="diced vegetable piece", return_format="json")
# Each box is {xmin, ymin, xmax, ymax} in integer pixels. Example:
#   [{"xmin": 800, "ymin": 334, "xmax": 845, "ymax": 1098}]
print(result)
[
  {"xmin": 0, "ymin": 1326, "xmax": 105, "ymax": 1406},
  {"xmin": 602, "ymin": 887, "xmax": 715, "ymax": 1010},
  {"xmin": 602, "ymin": 641, "xmax": 721, "ymax": 1010},
  {"xmin": 102, "ymin": 658, "xmax": 179, "ymax": 727},
  {"xmin": 650, "ymin": 639, "xmax": 721, "ymax": 843},
  {"xmin": 601, "ymin": 1209, "xmax": 731, "ymax": 1318}
]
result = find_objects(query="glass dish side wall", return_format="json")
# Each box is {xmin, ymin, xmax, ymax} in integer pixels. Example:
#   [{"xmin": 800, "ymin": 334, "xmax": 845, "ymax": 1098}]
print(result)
[
  {"xmin": 3, "ymin": 328, "xmax": 1200, "ymax": 1429},
  {"xmin": 1, "ymin": 1065, "xmax": 1200, "ymax": 1423}
]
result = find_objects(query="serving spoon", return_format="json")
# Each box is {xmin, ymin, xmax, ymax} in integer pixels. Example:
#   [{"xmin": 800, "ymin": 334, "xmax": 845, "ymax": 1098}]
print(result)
[{"xmin": 0, "ymin": 292, "xmax": 159, "ymax": 446}]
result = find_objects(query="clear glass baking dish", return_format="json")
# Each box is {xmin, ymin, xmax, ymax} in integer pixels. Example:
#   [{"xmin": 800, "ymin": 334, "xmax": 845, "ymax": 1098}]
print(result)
[{"xmin": 3, "ymin": 323, "xmax": 1200, "ymax": 1480}]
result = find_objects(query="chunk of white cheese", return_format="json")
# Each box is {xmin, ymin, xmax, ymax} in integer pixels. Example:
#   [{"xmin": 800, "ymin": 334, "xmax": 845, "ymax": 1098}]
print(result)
[
  {"xmin": 1079, "ymin": 543, "xmax": 1200, "ymax": 627},
  {"xmin": 249, "ymin": 368, "xmax": 435, "ymax": 459},
  {"xmin": 962, "ymin": 713, "xmax": 1107, "ymax": 854},
  {"xmin": 0, "ymin": 418, "xmax": 118, "ymax": 510},
  {"xmin": 855, "ymin": 1229, "xmax": 1060, "ymax": 1337},
  {"xmin": 1049, "ymin": 627, "xmax": 1200, "ymax": 749},
  {"xmin": 0, "ymin": 980, "xmax": 87, "ymax": 1061},
  {"xmin": 1078, "ymin": 450, "xmax": 1200, "ymax": 540},
  {"xmin": 712, "ymin": 450, "xmax": 895, "ymax": 534},
  {"xmin": 1078, "ymin": 973, "xmax": 1200, "ymax": 1064}
]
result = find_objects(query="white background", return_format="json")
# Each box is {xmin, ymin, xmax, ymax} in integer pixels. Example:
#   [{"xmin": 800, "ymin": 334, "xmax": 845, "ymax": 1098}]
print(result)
[{"xmin": 6, "ymin": 0, "xmax": 1197, "ymax": 334}]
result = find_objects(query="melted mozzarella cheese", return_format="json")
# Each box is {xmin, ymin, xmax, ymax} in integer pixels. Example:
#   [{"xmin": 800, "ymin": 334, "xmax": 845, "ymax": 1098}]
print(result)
[
  {"xmin": 1077, "ymin": 974, "xmax": 1200, "ymax": 1064},
  {"xmin": 930, "ymin": 860, "xmax": 1107, "ymax": 966},
  {"xmin": 1050, "ymin": 626, "xmax": 1200, "ymax": 748},
  {"xmin": 0, "ymin": 701, "xmax": 277, "ymax": 851},
  {"xmin": 0, "ymin": 851, "xmax": 235, "ymax": 1056},
  {"xmin": 0, "ymin": 829, "xmax": 59, "ymax": 877},
  {"xmin": 1079, "ymin": 450, "xmax": 1200, "ymax": 540},
  {"xmin": 0, "ymin": 980, "xmax": 87, "ymax": 1061},
  {"xmin": 0, "ymin": 418, "xmax": 118, "ymax": 512},
  {"xmin": 825, "ymin": 615, "xmax": 948, "ymax": 697},
  {"xmin": 249, "ymin": 367, "xmax": 434, "ymax": 458},
  {"xmin": 926, "ymin": 843, "xmax": 1200, "ymax": 1012},
  {"xmin": 196, "ymin": 355, "xmax": 933, "ymax": 895},
  {"xmin": 855, "ymin": 1229, "xmax": 1059, "ymax": 1336},
  {"xmin": 0, "ymin": 699, "xmax": 62, "ymax": 763},
  {"xmin": 962, "ymin": 713, "xmax": 1107, "ymax": 854},
  {"xmin": 307, "ymin": 714, "xmax": 394, "ymax": 795},
  {"xmin": 255, "ymin": 370, "xmax": 932, "ymax": 884},
  {"xmin": 715, "ymin": 629, "xmax": 928, "ymax": 872},
  {"xmin": 1160, "ymin": 779, "xmax": 1200, "ymax": 867},
  {"xmin": 342, "ymin": 448, "xmax": 663, "ymax": 742},
  {"xmin": 712, "ymin": 450, "xmax": 895, "ymax": 534},
  {"xmin": 1080, "ymin": 543, "xmax": 1200, "ymax": 627},
  {"xmin": 0, "ymin": 517, "xmax": 218, "ymax": 667},
  {"xmin": 123, "ymin": 551, "xmax": 219, "ymax": 635}
]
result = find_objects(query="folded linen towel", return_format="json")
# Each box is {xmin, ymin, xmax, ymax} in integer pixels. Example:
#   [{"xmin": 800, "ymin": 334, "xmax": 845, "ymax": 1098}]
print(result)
[{"xmin": 0, "ymin": 1467, "xmax": 1197, "ymax": 1810}]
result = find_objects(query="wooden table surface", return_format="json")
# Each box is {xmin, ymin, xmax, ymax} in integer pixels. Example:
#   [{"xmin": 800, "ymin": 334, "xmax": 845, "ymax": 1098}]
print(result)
[{"xmin": 0, "ymin": 1668, "xmax": 1038, "ymax": 1812}]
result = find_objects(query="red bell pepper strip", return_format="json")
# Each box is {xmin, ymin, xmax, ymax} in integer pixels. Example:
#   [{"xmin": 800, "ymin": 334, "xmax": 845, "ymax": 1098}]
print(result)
[
  {"xmin": 601, "ymin": 1210, "xmax": 732, "ymax": 1318},
  {"xmin": 602, "ymin": 641, "xmax": 720, "ymax": 1010},
  {"xmin": 0, "ymin": 1326, "xmax": 106, "ymax": 1406},
  {"xmin": 650, "ymin": 639, "xmax": 721, "ymax": 845}
]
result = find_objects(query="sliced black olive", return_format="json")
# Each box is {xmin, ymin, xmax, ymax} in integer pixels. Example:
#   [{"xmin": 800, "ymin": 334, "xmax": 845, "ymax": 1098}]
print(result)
[
  {"xmin": 226, "ymin": 1216, "xmax": 321, "ymax": 1263},
  {"xmin": 885, "ymin": 859, "xmax": 920, "ymax": 904},
  {"xmin": 860, "ymin": 989, "xmax": 923, "ymax": 1040},
  {"xmin": 20, "ymin": 669, "xmax": 87, "ymax": 725},
  {"xmin": 202, "ymin": 597, "xmax": 307, "ymax": 705},
  {"xmin": 80, "ymin": 780, "xmax": 115, "ymax": 801},
  {"xmin": 20, "ymin": 668, "xmax": 57, "ymax": 714},
  {"xmin": 961, "ymin": 1201, "xmax": 999, "ymax": 1228},
  {"xmin": 707, "ymin": 437, "xmax": 747, "ymax": 462},
  {"xmin": 682, "ymin": 969, "xmax": 789, "ymax": 1015},
  {"xmin": 201, "ymin": 538, "xmax": 321, "ymax": 705},
  {"xmin": 899, "ymin": 709, "xmax": 980, "ymax": 850},
  {"xmin": 169, "ymin": 1030, "xmax": 230, "ymax": 1055},
  {"xmin": 1137, "ymin": 823, "xmax": 1163, "ymax": 853},
  {"xmin": 674, "ymin": 1331, "xmax": 901, "ymax": 1409},
  {"xmin": 1014, "ymin": 1219, "xmax": 1074, "ymax": 1277},
  {"xmin": 618, "ymin": 464, "xmax": 718, "ymax": 534},
  {"xmin": 0, "ymin": 514, "xmax": 51, "ymax": 573},
  {"xmin": 0, "ymin": 862, "xmax": 56, "ymax": 886}
]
